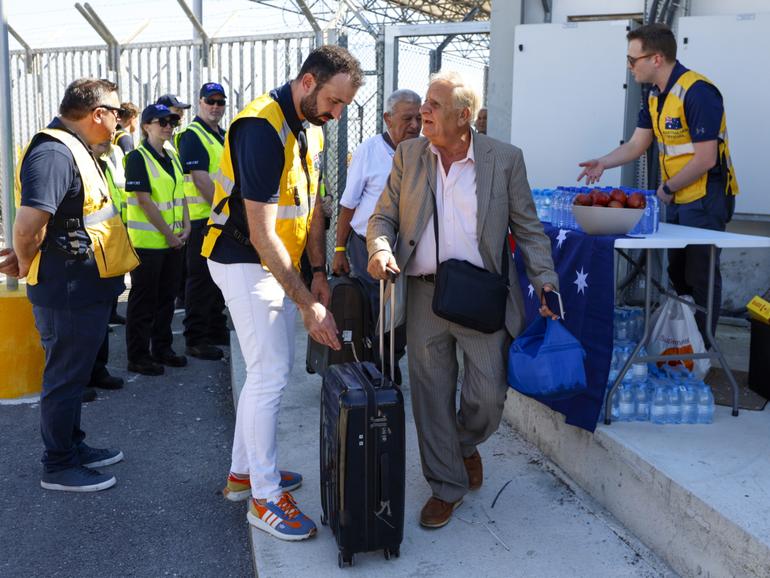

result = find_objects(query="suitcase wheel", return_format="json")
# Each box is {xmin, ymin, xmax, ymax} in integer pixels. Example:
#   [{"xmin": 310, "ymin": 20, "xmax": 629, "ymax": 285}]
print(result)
[
  {"xmin": 306, "ymin": 361, "xmax": 315, "ymax": 374},
  {"xmin": 384, "ymin": 547, "xmax": 400, "ymax": 560},
  {"xmin": 338, "ymin": 551, "xmax": 353, "ymax": 568}
]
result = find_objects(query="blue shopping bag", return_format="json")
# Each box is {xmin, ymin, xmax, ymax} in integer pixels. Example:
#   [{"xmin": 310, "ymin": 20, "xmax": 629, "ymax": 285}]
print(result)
[{"xmin": 507, "ymin": 316, "xmax": 587, "ymax": 400}]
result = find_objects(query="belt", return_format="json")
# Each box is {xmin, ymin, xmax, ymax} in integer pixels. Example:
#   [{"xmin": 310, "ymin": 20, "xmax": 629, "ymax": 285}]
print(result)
[{"xmin": 410, "ymin": 274, "xmax": 435, "ymax": 284}]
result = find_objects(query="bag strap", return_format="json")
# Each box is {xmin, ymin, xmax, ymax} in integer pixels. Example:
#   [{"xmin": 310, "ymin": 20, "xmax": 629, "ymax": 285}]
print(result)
[{"xmin": 430, "ymin": 184, "xmax": 509, "ymax": 279}]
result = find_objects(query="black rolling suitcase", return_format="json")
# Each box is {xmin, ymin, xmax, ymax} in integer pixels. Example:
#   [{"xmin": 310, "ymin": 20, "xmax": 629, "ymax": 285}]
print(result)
[
  {"xmin": 320, "ymin": 277, "xmax": 405, "ymax": 568},
  {"xmin": 306, "ymin": 275, "xmax": 374, "ymax": 375}
]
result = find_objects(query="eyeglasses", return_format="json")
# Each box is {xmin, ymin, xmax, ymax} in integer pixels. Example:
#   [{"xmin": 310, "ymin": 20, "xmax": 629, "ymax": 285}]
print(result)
[
  {"xmin": 203, "ymin": 97, "xmax": 226, "ymax": 106},
  {"xmin": 152, "ymin": 118, "xmax": 180, "ymax": 128},
  {"xmin": 626, "ymin": 53, "xmax": 656, "ymax": 67},
  {"xmin": 93, "ymin": 104, "xmax": 126, "ymax": 118}
]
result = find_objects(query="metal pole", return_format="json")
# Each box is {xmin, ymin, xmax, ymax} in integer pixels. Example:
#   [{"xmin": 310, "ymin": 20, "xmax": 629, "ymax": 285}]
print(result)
[
  {"xmin": 0, "ymin": 0, "xmax": 18, "ymax": 290},
  {"xmin": 192, "ymin": 0, "xmax": 202, "ymax": 100}
]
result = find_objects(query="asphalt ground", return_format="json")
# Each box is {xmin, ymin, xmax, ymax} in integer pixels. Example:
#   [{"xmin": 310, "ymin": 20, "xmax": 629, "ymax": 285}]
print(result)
[{"xmin": 0, "ymin": 303, "xmax": 252, "ymax": 578}]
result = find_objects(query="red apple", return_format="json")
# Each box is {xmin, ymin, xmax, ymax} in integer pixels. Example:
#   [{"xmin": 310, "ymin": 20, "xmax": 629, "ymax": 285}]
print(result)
[
  {"xmin": 608, "ymin": 200, "xmax": 625, "ymax": 208},
  {"xmin": 627, "ymin": 193, "xmax": 646, "ymax": 209},
  {"xmin": 609, "ymin": 189, "xmax": 627, "ymax": 206},
  {"xmin": 574, "ymin": 193, "xmax": 593, "ymax": 206},
  {"xmin": 591, "ymin": 191, "xmax": 611, "ymax": 206}
]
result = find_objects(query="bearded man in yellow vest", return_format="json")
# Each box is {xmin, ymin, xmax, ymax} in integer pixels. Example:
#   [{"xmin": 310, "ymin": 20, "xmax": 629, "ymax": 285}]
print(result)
[
  {"xmin": 578, "ymin": 23, "xmax": 738, "ymax": 342},
  {"xmin": 13, "ymin": 78, "xmax": 139, "ymax": 493},
  {"xmin": 177, "ymin": 82, "xmax": 229, "ymax": 361},
  {"xmin": 204, "ymin": 45, "xmax": 362, "ymax": 541}
]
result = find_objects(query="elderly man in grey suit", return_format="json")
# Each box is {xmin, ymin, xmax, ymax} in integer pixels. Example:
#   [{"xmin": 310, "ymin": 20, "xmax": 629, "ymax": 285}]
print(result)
[{"xmin": 367, "ymin": 71, "xmax": 559, "ymax": 529}]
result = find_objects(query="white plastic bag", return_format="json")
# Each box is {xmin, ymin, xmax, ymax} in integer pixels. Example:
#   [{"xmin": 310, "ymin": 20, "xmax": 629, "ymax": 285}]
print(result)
[{"xmin": 648, "ymin": 295, "xmax": 710, "ymax": 379}]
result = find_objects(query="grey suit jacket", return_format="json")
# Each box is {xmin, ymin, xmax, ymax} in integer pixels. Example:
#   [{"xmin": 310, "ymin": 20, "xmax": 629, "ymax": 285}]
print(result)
[{"xmin": 366, "ymin": 133, "xmax": 558, "ymax": 338}]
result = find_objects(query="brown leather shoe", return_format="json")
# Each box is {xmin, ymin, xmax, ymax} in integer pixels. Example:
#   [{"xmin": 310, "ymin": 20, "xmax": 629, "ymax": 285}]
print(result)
[
  {"xmin": 464, "ymin": 450, "xmax": 483, "ymax": 490},
  {"xmin": 420, "ymin": 496, "xmax": 463, "ymax": 528}
]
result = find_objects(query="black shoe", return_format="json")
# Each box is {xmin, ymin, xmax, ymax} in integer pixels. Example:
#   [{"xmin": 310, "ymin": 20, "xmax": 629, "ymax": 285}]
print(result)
[
  {"xmin": 127, "ymin": 358, "xmax": 165, "ymax": 376},
  {"xmin": 152, "ymin": 350, "xmax": 187, "ymax": 367},
  {"xmin": 90, "ymin": 374, "xmax": 124, "ymax": 390},
  {"xmin": 185, "ymin": 344, "xmax": 224, "ymax": 360},
  {"xmin": 82, "ymin": 387, "xmax": 98, "ymax": 403},
  {"xmin": 109, "ymin": 313, "xmax": 126, "ymax": 325}
]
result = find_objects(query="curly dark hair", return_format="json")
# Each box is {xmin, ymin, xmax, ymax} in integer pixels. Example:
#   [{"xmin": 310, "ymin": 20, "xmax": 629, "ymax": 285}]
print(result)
[{"xmin": 297, "ymin": 45, "xmax": 364, "ymax": 90}]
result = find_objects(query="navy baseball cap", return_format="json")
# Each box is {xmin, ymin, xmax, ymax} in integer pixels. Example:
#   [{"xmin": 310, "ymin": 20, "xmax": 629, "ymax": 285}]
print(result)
[
  {"xmin": 141, "ymin": 104, "xmax": 181, "ymax": 125},
  {"xmin": 200, "ymin": 82, "xmax": 226, "ymax": 98},
  {"xmin": 156, "ymin": 93, "xmax": 191, "ymax": 109}
]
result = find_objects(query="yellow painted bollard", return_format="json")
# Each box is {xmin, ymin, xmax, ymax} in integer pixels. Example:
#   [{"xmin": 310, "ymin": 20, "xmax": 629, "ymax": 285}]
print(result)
[{"xmin": 0, "ymin": 282, "xmax": 44, "ymax": 399}]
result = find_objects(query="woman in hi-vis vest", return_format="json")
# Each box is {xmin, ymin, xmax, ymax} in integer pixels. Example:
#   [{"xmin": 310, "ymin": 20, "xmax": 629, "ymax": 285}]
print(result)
[{"xmin": 123, "ymin": 104, "xmax": 190, "ymax": 376}]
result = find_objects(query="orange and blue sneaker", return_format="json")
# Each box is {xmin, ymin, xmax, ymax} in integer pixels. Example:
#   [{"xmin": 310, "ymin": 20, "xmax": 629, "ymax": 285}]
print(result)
[
  {"xmin": 223, "ymin": 471, "xmax": 302, "ymax": 502},
  {"xmin": 247, "ymin": 493, "xmax": 317, "ymax": 541}
]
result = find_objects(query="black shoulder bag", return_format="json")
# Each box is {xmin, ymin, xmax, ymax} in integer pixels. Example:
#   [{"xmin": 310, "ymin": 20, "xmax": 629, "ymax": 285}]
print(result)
[{"xmin": 430, "ymin": 192, "xmax": 510, "ymax": 334}]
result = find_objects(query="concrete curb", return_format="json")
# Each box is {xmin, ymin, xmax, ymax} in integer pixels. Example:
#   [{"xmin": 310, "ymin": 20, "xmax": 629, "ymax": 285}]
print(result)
[{"xmin": 503, "ymin": 389, "xmax": 770, "ymax": 577}]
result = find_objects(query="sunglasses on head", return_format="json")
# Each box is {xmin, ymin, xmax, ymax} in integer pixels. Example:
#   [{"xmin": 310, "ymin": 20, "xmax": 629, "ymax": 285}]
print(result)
[
  {"xmin": 204, "ymin": 97, "xmax": 226, "ymax": 106},
  {"xmin": 152, "ymin": 117, "xmax": 179, "ymax": 128}
]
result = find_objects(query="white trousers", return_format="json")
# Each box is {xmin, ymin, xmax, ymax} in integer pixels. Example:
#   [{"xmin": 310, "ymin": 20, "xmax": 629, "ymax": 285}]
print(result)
[{"xmin": 208, "ymin": 260, "xmax": 297, "ymax": 501}]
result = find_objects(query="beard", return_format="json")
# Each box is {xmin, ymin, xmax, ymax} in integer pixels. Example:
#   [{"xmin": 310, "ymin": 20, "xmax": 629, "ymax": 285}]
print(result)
[{"xmin": 300, "ymin": 87, "xmax": 334, "ymax": 126}]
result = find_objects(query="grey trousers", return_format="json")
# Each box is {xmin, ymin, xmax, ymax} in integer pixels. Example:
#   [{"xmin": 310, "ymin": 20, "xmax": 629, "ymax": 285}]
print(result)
[{"xmin": 406, "ymin": 276, "xmax": 510, "ymax": 503}]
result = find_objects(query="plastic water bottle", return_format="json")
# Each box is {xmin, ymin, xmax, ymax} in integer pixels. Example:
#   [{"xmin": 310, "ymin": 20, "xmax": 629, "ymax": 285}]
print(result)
[
  {"xmin": 542, "ymin": 189, "xmax": 552, "ymax": 223},
  {"xmin": 650, "ymin": 383, "xmax": 668, "ymax": 424},
  {"xmin": 635, "ymin": 380, "xmax": 651, "ymax": 421},
  {"xmin": 618, "ymin": 382, "xmax": 636, "ymax": 422},
  {"xmin": 681, "ymin": 383, "xmax": 698, "ymax": 424},
  {"xmin": 648, "ymin": 190, "xmax": 660, "ymax": 233},
  {"xmin": 551, "ymin": 190, "xmax": 563, "ymax": 228},
  {"xmin": 632, "ymin": 345, "xmax": 649, "ymax": 381},
  {"xmin": 696, "ymin": 383, "xmax": 715, "ymax": 424},
  {"xmin": 666, "ymin": 383, "xmax": 683, "ymax": 424}
]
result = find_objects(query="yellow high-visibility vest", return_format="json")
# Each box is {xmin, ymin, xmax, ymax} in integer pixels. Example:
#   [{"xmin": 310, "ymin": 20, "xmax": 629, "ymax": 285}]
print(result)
[
  {"xmin": 15, "ymin": 128, "xmax": 139, "ymax": 285},
  {"xmin": 650, "ymin": 70, "xmax": 739, "ymax": 204},
  {"xmin": 177, "ymin": 120, "xmax": 224, "ymax": 221},
  {"xmin": 202, "ymin": 93, "xmax": 323, "ymax": 270},
  {"xmin": 125, "ymin": 144, "xmax": 186, "ymax": 249}
]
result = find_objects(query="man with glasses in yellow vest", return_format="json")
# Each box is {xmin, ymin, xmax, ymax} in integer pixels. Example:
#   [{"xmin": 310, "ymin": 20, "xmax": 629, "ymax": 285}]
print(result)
[
  {"xmin": 177, "ymin": 82, "xmax": 229, "ymax": 360},
  {"xmin": 578, "ymin": 23, "xmax": 738, "ymax": 343},
  {"xmin": 204, "ymin": 45, "xmax": 362, "ymax": 541},
  {"xmin": 13, "ymin": 78, "xmax": 139, "ymax": 492}
]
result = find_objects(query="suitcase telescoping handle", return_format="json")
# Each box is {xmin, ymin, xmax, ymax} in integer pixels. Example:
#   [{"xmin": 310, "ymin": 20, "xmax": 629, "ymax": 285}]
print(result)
[{"xmin": 378, "ymin": 270, "xmax": 397, "ymax": 383}]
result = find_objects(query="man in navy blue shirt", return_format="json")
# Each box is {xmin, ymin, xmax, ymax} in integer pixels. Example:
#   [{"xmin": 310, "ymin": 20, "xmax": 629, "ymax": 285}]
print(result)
[
  {"xmin": 578, "ymin": 23, "xmax": 738, "ymax": 342},
  {"xmin": 14, "ymin": 79, "xmax": 129, "ymax": 492},
  {"xmin": 177, "ymin": 83, "xmax": 229, "ymax": 360}
]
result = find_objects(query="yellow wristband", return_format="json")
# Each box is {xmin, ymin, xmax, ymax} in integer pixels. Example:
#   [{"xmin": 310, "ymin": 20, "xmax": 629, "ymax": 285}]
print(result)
[{"xmin": 334, "ymin": 246, "xmax": 346, "ymax": 253}]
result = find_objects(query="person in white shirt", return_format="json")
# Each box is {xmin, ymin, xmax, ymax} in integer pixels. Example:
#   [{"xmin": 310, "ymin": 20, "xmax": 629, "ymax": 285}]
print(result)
[{"xmin": 332, "ymin": 88, "xmax": 421, "ymax": 383}]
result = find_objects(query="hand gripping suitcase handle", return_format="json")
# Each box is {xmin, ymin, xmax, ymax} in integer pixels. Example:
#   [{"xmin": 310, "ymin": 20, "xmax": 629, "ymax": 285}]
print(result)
[{"xmin": 379, "ymin": 270, "xmax": 397, "ymax": 383}]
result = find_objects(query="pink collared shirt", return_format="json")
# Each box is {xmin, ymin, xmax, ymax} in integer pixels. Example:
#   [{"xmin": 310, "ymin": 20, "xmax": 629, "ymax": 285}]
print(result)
[{"xmin": 407, "ymin": 131, "xmax": 484, "ymax": 276}]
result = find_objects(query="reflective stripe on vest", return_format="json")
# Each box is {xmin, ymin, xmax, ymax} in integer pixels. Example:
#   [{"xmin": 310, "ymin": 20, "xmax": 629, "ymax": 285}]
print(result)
[
  {"xmin": 201, "ymin": 93, "xmax": 323, "ymax": 269},
  {"xmin": 179, "ymin": 121, "xmax": 224, "ymax": 221},
  {"xmin": 650, "ymin": 70, "xmax": 739, "ymax": 203},
  {"xmin": 125, "ymin": 144, "xmax": 186, "ymax": 249},
  {"xmin": 15, "ymin": 127, "xmax": 139, "ymax": 284}
]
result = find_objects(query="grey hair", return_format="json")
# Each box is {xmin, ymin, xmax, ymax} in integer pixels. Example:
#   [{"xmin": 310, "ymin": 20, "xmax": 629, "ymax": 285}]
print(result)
[
  {"xmin": 428, "ymin": 70, "xmax": 480, "ymax": 122},
  {"xmin": 384, "ymin": 89, "xmax": 422, "ymax": 114}
]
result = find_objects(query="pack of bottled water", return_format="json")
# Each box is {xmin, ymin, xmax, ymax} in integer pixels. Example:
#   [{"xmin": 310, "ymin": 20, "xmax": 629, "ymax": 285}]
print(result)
[
  {"xmin": 607, "ymin": 363, "xmax": 714, "ymax": 425},
  {"xmin": 614, "ymin": 306, "xmax": 645, "ymax": 343}
]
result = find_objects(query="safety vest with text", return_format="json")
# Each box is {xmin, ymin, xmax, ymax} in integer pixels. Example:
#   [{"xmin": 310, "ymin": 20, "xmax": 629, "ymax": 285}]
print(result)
[
  {"xmin": 650, "ymin": 70, "xmax": 739, "ymax": 204},
  {"xmin": 15, "ymin": 128, "xmax": 139, "ymax": 285},
  {"xmin": 125, "ymin": 144, "xmax": 186, "ymax": 249},
  {"xmin": 177, "ymin": 120, "xmax": 224, "ymax": 221},
  {"xmin": 201, "ymin": 93, "xmax": 323, "ymax": 270}
]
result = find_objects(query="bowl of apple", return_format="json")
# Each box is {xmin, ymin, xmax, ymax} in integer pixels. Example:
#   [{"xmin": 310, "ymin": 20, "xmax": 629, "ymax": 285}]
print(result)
[{"xmin": 572, "ymin": 188, "xmax": 646, "ymax": 235}]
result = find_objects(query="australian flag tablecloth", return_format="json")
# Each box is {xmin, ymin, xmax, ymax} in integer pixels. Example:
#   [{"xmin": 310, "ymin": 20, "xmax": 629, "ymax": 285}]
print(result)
[{"xmin": 514, "ymin": 224, "xmax": 616, "ymax": 432}]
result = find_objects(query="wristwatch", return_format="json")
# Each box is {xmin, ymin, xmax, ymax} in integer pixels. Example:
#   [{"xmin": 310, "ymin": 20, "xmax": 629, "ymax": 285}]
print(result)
[
  {"xmin": 311, "ymin": 264, "xmax": 328, "ymax": 275},
  {"xmin": 662, "ymin": 182, "xmax": 673, "ymax": 196}
]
